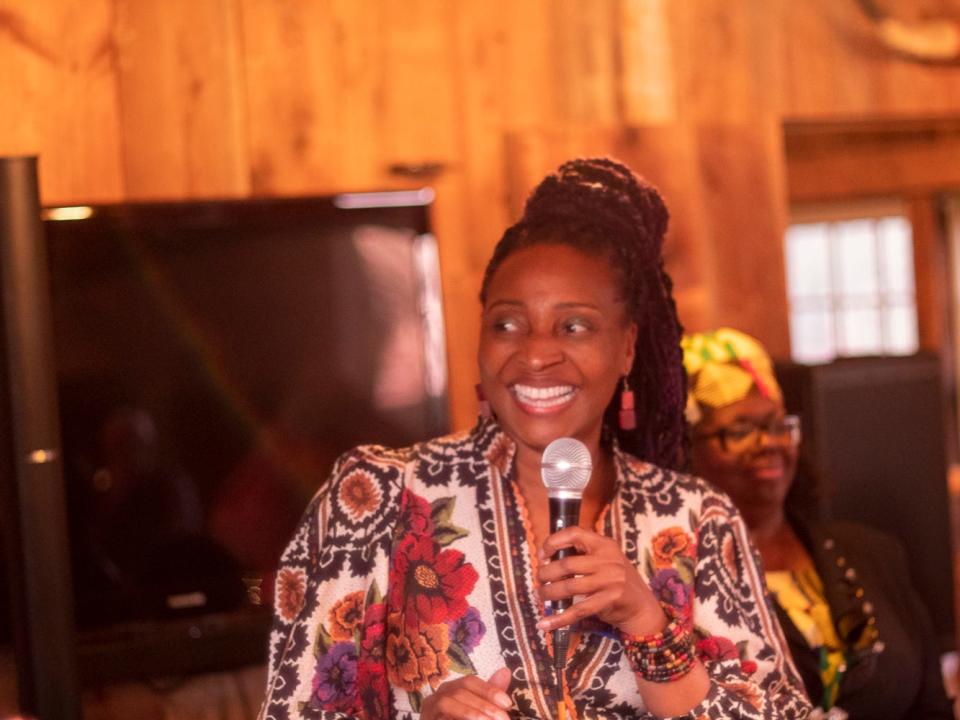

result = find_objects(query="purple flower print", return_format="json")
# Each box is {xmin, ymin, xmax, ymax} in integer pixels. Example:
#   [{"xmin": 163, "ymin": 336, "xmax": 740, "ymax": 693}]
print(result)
[
  {"xmin": 311, "ymin": 642, "xmax": 358, "ymax": 710},
  {"xmin": 447, "ymin": 606, "xmax": 486, "ymax": 653},
  {"xmin": 650, "ymin": 568, "xmax": 690, "ymax": 611}
]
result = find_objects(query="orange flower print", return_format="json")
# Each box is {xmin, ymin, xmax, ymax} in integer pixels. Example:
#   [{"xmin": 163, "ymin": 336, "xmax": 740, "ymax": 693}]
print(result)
[
  {"xmin": 385, "ymin": 612, "xmax": 451, "ymax": 692},
  {"xmin": 328, "ymin": 591, "xmax": 365, "ymax": 641},
  {"xmin": 651, "ymin": 526, "xmax": 694, "ymax": 568},
  {"xmin": 719, "ymin": 679, "xmax": 764, "ymax": 711},
  {"xmin": 276, "ymin": 567, "xmax": 306, "ymax": 622},
  {"xmin": 339, "ymin": 470, "xmax": 381, "ymax": 521}
]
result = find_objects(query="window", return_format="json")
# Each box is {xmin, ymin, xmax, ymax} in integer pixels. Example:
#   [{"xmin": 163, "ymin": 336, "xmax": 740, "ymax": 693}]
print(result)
[{"xmin": 785, "ymin": 202, "xmax": 918, "ymax": 364}]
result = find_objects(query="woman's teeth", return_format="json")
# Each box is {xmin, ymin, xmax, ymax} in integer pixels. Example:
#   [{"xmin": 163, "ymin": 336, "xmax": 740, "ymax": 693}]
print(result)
[{"xmin": 512, "ymin": 384, "xmax": 576, "ymax": 408}]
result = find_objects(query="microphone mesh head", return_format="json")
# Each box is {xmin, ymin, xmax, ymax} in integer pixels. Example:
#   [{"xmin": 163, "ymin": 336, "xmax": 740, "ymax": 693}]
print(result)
[{"xmin": 541, "ymin": 437, "xmax": 592, "ymax": 494}]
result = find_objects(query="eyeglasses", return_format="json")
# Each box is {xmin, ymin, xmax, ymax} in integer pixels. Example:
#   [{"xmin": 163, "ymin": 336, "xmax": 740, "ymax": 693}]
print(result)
[{"xmin": 697, "ymin": 415, "xmax": 801, "ymax": 454}]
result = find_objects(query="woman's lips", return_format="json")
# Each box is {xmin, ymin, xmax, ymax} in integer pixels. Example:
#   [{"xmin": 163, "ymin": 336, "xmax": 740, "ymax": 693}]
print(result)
[
  {"xmin": 510, "ymin": 383, "xmax": 576, "ymax": 414},
  {"xmin": 750, "ymin": 459, "xmax": 787, "ymax": 481}
]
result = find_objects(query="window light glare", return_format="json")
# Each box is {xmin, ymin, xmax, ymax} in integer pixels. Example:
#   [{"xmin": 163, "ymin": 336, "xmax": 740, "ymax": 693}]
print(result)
[
  {"xmin": 43, "ymin": 206, "xmax": 94, "ymax": 221},
  {"xmin": 333, "ymin": 189, "xmax": 435, "ymax": 209}
]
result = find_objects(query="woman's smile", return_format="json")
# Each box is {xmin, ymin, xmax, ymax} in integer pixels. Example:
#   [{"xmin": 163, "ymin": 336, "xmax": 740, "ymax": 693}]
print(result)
[
  {"xmin": 747, "ymin": 454, "xmax": 787, "ymax": 482},
  {"xmin": 510, "ymin": 383, "xmax": 577, "ymax": 413}
]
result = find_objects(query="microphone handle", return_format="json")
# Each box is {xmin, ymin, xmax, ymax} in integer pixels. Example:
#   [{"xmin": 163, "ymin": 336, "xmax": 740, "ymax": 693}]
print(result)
[
  {"xmin": 547, "ymin": 495, "xmax": 581, "ymax": 696},
  {"xmin": 547, "ymin": 496, "xmax": 581, "ymax": 614}
]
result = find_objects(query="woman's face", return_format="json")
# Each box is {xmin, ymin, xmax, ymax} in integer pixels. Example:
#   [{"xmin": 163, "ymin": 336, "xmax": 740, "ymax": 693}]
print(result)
[
  {"xmin": 478, "ymin": 243, "xmax": 637, "ymax": 457},
  {"xmin": 690, "ymin": 394, "xmax": 798, "ymax": 524}
]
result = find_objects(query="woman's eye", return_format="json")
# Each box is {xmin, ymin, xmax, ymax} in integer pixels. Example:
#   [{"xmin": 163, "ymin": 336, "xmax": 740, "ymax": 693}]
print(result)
[
  {"xmin": 725, "ymin": 424, "xmax": 754, "ymax": 440},
  {"xmin": 491, "ymin": 317, "xmax": 520, "ymax": 333},
  {"xmin": 561, "ymin": 318, "xmax": 593, "ymax": 334}
]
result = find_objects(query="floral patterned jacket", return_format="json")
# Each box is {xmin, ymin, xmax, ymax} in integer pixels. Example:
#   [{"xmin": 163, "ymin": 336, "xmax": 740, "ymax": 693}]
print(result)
[{"xmin": 259, "ymin": 419, "xmax": 812, "ymax": 719}]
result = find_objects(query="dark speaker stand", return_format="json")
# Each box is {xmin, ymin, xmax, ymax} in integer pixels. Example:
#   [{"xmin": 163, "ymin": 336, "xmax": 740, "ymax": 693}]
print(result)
[{"xmin": 0, "ymin": 156, "xmax": 81, "ymax": 720}]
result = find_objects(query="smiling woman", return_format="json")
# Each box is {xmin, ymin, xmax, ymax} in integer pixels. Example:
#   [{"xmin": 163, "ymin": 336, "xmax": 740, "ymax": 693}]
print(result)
[
  {"xmin": 259, "ymin": 159, "xmax": 812, "ymax": 720},
  {"xmin": 684, "ymin": 327, "xmax": 952, "ymax": 719}
]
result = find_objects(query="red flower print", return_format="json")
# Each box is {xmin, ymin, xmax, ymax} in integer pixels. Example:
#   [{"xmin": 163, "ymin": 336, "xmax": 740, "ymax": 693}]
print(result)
[
  {"xmin": 696, "ymin": 635, "xmax": 739, "ymax": 664},
  {"xmin": 361, "ymin": 602, "xmax": 387, "ymax": 660},
  {"xmin": 328, "ymin": 591, "xmax": 365, "ymax": 641},
  {"xmin": 358, "ymin": 658, "xmax": 389, "ymax": 718},
  {"xmin": 697, "ymin": 635, "xmax": 757, "ymax": 676},
  {"xmin": 275, "ymin": 567, "xmax": 306, "ymax": 622},
  {"xmin": 651, "ymin": 526, "xmax": 695, "ymax": 568},
  {"xmin": 356, "ymin": 601, "xmax": 389, "ymax": 715},
  {"xmin": 390, "ymin": 534, "xmax": 478, "ymax": 628},
  {"xmin": 398, "ymin": 489, "xmax": 434, "ymax": 537}
]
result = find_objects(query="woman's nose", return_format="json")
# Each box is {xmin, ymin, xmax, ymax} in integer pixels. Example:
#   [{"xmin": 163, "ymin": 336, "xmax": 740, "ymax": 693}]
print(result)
[
  {"xmin": 757, "ymin": 426, "xmax": 791, "ymax": 451},
  {"xmin": 519, "ymin": 332, "xmax": 563, "ymax": 371}
]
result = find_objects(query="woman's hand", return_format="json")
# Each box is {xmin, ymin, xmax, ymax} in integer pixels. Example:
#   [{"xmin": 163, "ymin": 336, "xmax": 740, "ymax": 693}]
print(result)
[
  {"xmin": 536, "ymin": 526, "xmax": 665, "ymax": 637},
  {"xmin": 420, "ymin": 667, "xmax": 512, "ymax": 720}
]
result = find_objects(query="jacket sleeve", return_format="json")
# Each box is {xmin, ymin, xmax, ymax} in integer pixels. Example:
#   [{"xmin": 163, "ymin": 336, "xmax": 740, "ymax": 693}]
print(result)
[
  {"xmin": 659, "ymin": 492, "xmax": 812, "ymax": 720},
  {"xmin": 259, "ymin": 446, "xmax": 405, "ymax": 720},
  {"xmin": 882, "ymin": 532, "xmax": 954, "ymax": 720}
]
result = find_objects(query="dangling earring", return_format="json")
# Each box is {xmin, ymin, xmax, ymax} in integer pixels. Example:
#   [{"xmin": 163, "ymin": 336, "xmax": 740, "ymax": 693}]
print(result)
[
  {"xmin": 475, "ymin": 384, "xmax": 492, "ymax": 419},
  {"xmin": 619, "ymin": 377, "xmax": 636, "ymax": 431}
]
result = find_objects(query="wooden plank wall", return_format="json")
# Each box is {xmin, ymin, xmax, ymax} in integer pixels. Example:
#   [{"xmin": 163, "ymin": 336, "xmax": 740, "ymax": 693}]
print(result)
[{"xmin": 3, "ymin": 0, "xmax": 960, "ymax": 431}]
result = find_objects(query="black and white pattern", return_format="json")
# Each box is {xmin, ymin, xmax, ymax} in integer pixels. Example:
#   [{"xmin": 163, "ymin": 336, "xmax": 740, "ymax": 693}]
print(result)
[{"xmin": 259, "ymin": 418, "xmax": 812, "ymax": 719}]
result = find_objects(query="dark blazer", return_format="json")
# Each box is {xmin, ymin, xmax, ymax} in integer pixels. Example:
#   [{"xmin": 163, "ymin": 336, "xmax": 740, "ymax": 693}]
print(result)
[{"xmin": 773, "ymin": 520, "xmax": 952, "ymax": 719}]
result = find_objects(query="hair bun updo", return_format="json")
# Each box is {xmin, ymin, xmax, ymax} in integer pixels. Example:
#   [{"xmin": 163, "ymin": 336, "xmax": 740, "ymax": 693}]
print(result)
[
  {"xmin": 480, "ymin": 156, "xmax": 688, "ymax": 471},
  {"xmin": 521, "ymin": 157, "xmax": 669, "ymax": 266}
]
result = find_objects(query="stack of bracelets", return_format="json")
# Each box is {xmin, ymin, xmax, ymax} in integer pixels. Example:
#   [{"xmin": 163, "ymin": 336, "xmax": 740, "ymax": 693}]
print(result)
[{"xmin": 620, "ymin": 604, "xmax": 696, "ymax": 683}]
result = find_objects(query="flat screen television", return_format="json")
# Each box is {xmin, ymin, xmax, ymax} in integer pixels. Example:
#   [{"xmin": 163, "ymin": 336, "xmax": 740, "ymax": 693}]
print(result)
[{"xmin": 1, "ymin": 190, "xmax": 448, "ymax": 683}]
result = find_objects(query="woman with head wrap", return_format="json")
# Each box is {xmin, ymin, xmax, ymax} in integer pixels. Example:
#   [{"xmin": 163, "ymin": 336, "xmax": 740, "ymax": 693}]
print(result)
[{"xmin": 684, "ymin": 327, "xmax": 952, "ymax": 719}]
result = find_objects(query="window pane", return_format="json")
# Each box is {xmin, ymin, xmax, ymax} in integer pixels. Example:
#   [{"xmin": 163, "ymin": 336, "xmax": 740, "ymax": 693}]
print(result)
[
  {"xmin": 884, "ymin": 305, "xmax": 919, "ymax": 355},
  {"xmin": 785, "ymin": 209, "xmax": 918, "ymax": 364},
  {"xmin": 785, "ymin": 223, "xmax": 831, "ymax": 298},
  {"xmin": 877, "ymin": 216, "xmax": 915, "ymax": 295},
  {"xmin": 835, "ymin": 220, "xmax": 878, "ymax": 297},
  {"xmin": 838, "ymin": 308, "xmax": 882, "ymax": 355},
  {"xmin": 790, "ymin": 311, "xmax": 835, "ymax": 364}
]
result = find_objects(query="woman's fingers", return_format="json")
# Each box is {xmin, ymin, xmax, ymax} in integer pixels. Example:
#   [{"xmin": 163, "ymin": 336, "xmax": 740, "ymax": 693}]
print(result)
[
  {"xmin": 457, "ymin": 674, "xmax": 513, "ymax": 711},
  {"xmin": 537, "ymin": 553, "xmax": 616, "ymax": 583},
  {"xmin": 429, "ymin": 693, "xmax": 505, "ymax": 720},
  {"xmin": 535, "ymin": 528, "xmax": 664, "ymax": 635},
  {"xmin": 486, "ymin": 666, "xmax": 512, "ymax": 691},
  {"xmin": 539, "ymin": 526, "xmax": 611, "ymax": 558},
  {"xmin": 421, "ymin": 671, "xmax": 513, "ymax": 720},
  {"xmin": 538, "ymin": 566, "xmax": 622, "ymax": 603},
  {"xmin": 537, "ymin": 588, "xmax": 616, "ymax": 631}
]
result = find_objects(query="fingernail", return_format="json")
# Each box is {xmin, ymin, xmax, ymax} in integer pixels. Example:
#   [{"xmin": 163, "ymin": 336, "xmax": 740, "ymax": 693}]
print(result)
[
  {"xmin": 537, "ymin": 620, "xmax": 549, "ymax": 630},
  {"xmin": 494, "ymin": 692, "xmax": 511, "ymax": 709}
]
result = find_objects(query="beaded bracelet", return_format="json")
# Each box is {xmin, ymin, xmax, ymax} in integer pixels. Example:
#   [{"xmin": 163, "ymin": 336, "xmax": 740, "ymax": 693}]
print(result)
[{"xmin": 620, "ymin": 605, "xmax": 696, "ymax": 683}]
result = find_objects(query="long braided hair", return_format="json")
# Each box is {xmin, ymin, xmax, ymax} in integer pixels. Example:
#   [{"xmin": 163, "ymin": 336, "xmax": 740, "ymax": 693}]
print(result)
[{"xmin": 479, "ymin": 157, "xmax": 687, "ymax": 470}]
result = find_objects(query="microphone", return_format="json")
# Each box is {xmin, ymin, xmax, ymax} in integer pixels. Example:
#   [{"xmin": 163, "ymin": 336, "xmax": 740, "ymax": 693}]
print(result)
[{"xmin": 540, "ymin": 437, "xmax": 592, "ymax": 699}]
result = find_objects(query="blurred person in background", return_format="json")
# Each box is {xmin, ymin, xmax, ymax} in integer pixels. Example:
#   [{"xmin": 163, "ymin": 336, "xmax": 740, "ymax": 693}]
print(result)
[{"xmin": 684, "ymin": 327, "xmax": 952, "ymax": 719}]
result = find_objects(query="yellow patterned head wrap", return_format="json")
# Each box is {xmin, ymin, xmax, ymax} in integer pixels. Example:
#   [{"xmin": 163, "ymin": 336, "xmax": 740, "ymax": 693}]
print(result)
[{"xmin": 682, "ymin": 328, "xmax": 782, "ymax": 425}]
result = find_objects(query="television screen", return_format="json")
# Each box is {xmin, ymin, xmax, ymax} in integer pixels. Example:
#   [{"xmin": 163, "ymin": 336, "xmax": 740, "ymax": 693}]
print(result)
[{"xmin": 6, "ymin": 191, "xmax": 448, "ymax": 679}]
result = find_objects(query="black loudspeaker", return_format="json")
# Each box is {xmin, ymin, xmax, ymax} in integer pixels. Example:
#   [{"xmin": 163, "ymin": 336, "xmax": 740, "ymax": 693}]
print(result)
[
  {"xmin": 0, "ymin": 156, "xmax": 80, "ymax": 719},
  {"xmin": 776, "ymin": 353, "xmax": 956, "ymax": 653}
]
